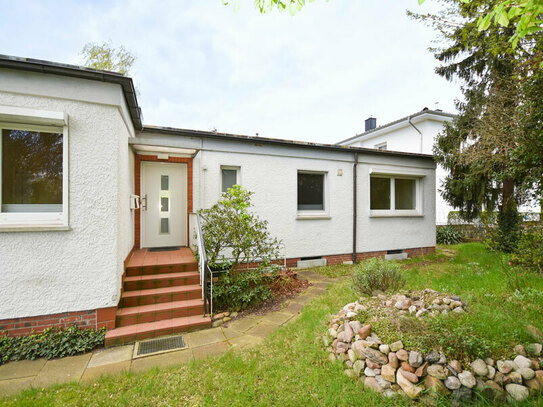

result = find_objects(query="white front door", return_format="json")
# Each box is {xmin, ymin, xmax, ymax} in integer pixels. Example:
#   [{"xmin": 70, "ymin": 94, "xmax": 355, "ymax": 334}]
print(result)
[{"xmin": 141, "ymin": 162, "xmax": 187, "ymax": 248}]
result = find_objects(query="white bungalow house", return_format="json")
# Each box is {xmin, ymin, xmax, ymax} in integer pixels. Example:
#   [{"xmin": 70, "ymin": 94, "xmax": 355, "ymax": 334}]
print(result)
[
  {"xmin": 0, "ymin": 55, "xmax": 436, "ymax": 345},
  {"xmin": 337, "ymin": 110, "xmax": 456, "ymax": 225}
]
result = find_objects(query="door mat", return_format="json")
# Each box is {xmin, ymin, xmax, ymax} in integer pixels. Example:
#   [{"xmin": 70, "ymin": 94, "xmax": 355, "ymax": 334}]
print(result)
[{"xmin": 148, "ymin": 246, "xmax": 181, "ymax": 252}]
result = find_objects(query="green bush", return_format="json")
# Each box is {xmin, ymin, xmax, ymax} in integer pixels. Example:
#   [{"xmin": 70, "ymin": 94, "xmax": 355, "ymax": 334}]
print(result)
[
  {"xmin": 351, "ymin": 257, "xmax": 406, "ymax": 296},
  {"xmin": 212, "ymin": 268, "xmax": 275, "ymax": 312},
  {"xmin": 512, "ymin": 227, "xmax": 543, "ymax": 273},
  {"xmin": 0, "ymin": 325, "xmax": 105, "ymax": 365},
  {"xmin": 436, "ymin": 225, "xmax": 463, "ymax": 245}
]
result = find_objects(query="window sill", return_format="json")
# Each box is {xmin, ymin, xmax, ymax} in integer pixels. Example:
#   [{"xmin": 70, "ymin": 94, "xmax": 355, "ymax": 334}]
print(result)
[
  {"xmin": 369, "ymin": 211, "xmax": 424, "ymax": 218},
  {"xmin": 0, "ymin": 224, "xmax": 71, "ymax": 232},
  {"xmin": 296, "ymin": 213, "xmax": 331, "ymax": 220}
]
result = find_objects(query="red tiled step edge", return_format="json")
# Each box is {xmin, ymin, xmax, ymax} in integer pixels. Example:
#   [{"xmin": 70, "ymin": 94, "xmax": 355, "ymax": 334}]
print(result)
[
  {"xmin": 120, "ymin": 284, "xmax": 202, "ymax": 307},
  {"xmin": 124, "ymin": 271, "xmax": 200, "ymax": 291},
  {"xmin": 105, "ymin": 315, "xmax": 212, "ymax": 346},
  {"xmin": 126, "ymin": 262, "xmax": 198, "ymax": 276},
  {"xmin": 116, "ymin": 299, "xmax": 205, "ymax": 327}
]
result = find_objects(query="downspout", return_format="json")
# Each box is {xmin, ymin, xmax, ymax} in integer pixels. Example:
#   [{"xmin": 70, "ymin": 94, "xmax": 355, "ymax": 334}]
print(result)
[
  {"xmin": 352, "ymin": 152, "xmax": 358, "ymax": 263},
  {"xmin": 408, "ymin": 115, "xmax": 423, "ymax": 153}
]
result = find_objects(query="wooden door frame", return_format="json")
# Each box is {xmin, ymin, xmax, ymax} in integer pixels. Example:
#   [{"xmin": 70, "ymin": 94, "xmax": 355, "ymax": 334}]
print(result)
[{"xmin": 134, "ymin": 154, "xmax": 193, "ymax": 249}]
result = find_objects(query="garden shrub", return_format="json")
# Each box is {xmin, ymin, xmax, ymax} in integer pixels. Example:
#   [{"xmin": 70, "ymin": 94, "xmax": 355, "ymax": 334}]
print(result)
[
  {"xmin": 199, "ymin": 185, "xmax": 283, "ymax": 311},
  {"xmin": 436, "ymin": 225, "xmax": 462, "ymax": 244},
  {"xmin": 351, "ymin": 257, "xmax": 406, "ymax": 296},
  {"xmin": 0, "ymin": 325, "xmax": 105, "ymax": 365},
  {"xmin": 512, "ymin": 226, "xmax": 543, "ymax": 273}
]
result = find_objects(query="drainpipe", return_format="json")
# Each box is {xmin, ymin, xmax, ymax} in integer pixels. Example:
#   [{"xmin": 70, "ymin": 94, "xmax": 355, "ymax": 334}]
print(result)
[
  {"xmin": 408, "ymin": 115, "xmax": 423, "ymax": 153},
  {"xmin": 352, "ymin": 152, "xmax": 358, "ymax": 263}
]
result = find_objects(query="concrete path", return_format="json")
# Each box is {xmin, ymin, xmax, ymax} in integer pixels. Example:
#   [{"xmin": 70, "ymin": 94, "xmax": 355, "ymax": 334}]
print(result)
[{"xmin": 0, "ymin": 270, "xmax": 337, "ymax": 398}]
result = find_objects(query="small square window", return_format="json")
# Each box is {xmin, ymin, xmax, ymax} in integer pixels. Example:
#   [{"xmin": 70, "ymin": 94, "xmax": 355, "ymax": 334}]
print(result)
[
  {"xmin": 297, "ymin": 172, "xmax": 324, "ymax": 211},
  {"xmin": 221, "ymin": 167, "xmax": 239, "ymax": 193},
  {"xmin": 370, "ymin": 177, "xmax": 391, "ymax": 210}
]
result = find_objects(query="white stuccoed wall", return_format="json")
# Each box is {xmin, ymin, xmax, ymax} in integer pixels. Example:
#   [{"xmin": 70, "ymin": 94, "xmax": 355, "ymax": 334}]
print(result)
[
  {"xmin": 341, "ymin": 115, "xmax": 455, "ymax": 225},
  {"xmin": 139, "ymin": 132, "xmax": 436, "ymax": 259},
  {"xmin": 0, "ymin": 69, "xmax": 135, "ymax": 319}
]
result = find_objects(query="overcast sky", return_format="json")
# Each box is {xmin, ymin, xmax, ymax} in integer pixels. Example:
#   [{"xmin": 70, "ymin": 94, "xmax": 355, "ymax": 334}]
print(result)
[{"xmin": 0, "ymin": 0, "xmax": 461, "ymax": 143}]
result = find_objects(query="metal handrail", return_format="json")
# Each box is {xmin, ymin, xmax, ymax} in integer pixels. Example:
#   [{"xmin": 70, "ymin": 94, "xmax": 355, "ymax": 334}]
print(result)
[{"xmin": 190, "ymin": 213, "xmax": 212, "ymax": 316}]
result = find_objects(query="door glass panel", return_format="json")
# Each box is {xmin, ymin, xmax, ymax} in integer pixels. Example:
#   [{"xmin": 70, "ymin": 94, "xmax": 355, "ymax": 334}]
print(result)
[
  {"xmin": 161, "ymin": 197, "xmax": 169, "ymax": 212},
  {"xmin": 2, "ymin": 129, "xmax": 63, "ymax": 212},
  {"xmin": 161, "ymin": 175, "xmax": 169, "ymax": 190},
  {"xmin": 160, "ymin": 218, "xmax": 169, "ymax": 234},
  {"xmin": 370, "ymin": 177, "xmax": 391, "ymax": 210},
  {"xmin": 395, "ymin": 178, "xmax": 416, "ymax": 210}
]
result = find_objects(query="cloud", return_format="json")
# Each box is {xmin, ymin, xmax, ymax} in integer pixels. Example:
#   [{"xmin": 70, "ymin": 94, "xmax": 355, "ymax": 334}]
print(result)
[{"xmin": 0, "ymin": 0, "xmax": 461, "ymax": 143}]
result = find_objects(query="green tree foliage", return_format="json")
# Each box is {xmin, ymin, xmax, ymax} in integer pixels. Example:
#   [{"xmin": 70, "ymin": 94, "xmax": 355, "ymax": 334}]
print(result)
[
  {"xmin": 80, "ymin": 41, "xmax": 135, "ymax": 76},
  {"xmin": 411, "ymin": 0, "xmax": 542, "ymax": 250},
  {"xmin": 224, "ymin": 0, "xmax": 314, "ymax": 14}
]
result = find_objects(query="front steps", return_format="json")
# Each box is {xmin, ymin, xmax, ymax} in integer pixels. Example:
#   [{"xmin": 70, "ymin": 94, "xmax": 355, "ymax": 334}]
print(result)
[{"xmin": 105, "ymin": 248, "xmax": 211, "ymax": 346}]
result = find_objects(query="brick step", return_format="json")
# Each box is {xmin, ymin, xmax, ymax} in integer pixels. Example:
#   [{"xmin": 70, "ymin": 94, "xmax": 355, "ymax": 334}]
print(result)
[
  {"xmin": 120, "ymin": 285, "xmax": 202, "ymax": 307},
  {"xmin": 105, "ymin": 314, "xmax": 212, "ymax": 346},
  {"xmin": 115, "ymin": 299, "xmax": 205, "ymax": 327},
  {"xmin": 123, "ymin": 271, "xmax": 200, "ymax": 291},
  {"xmin": 126, "ymin": 262, "xmax": 198, "ymax": 277}
]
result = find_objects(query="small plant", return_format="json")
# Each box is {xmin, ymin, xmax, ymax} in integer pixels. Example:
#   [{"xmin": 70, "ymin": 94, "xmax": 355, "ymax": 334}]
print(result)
[
  {"xmin": 436, "ymin": 225, "xmax": 462, "ymax": 245},
  {"xmin": 212, "ymin": 268, "xmax": 275, "ymax": 311},
  {"xmin": 0, "ymin": 325, "xmax": 105, "ymax": 365},
  {"xmin": 351, "ymin": 257, "xmax": 406, "ymax": 296}
]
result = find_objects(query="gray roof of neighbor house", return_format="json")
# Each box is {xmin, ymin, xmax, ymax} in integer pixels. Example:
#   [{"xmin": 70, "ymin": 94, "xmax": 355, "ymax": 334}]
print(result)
[
  {"xmin": 141, "ymin": 125, "xmax": 435, "ymax": 160},
  {"xmin": 0, "ymin": 54, "xmax": 143, "ymax": 130},
  {"xmin": 336, "ymin": 108, "xmax": 457, "ymax": 145}
]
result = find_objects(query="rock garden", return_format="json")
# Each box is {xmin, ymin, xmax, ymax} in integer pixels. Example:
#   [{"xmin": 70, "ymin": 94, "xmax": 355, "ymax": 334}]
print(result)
[{"xmin": 325, "ymin": 290, "xmax": 543, "ymax": 403}]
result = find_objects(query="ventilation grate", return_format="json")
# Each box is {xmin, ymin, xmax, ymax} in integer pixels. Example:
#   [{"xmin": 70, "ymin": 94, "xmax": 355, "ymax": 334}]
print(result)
[{"xmin": 136, "ymin": 335, "xmax": 186, "ymax": 356}]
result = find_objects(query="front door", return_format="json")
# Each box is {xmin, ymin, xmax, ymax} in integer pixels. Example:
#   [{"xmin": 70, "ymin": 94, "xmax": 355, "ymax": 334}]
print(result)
[{"xmin": 141, "ymin": 162, "xmax": 187, "ymax": 248}]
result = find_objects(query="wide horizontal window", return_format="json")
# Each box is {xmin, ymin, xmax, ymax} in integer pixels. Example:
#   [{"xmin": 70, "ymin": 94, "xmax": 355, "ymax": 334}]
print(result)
[
  {"xmin": 370, "ymin": 175, "xmax": 420, "ymax": 213},
  {"xmin": 298, "ymin": 172, "xmax": 325, "ymax": 211},
  {"xmin": 2, "ymin": 129, "xmax": 63, "ymax": 213}
]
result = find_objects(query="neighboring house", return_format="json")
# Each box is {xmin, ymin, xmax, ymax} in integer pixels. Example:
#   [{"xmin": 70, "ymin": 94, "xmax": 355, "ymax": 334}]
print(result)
[
  {"xmin": 0, "ymin": 55, "xmax": 436, "ymax": 344},
  {"xmin": 337, "ymin": 109, "xmax": 456, "ymax": 225}
]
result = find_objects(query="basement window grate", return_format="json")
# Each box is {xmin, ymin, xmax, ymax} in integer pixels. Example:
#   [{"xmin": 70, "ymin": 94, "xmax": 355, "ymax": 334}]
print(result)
[{"xmin": 135, "ymin": 335, "xmax": 186, "ymax": 356}]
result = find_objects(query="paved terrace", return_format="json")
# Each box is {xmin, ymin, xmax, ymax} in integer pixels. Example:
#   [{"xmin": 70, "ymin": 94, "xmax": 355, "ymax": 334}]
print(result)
[{"xmin": 0, "ymin": 270, "xmax": 337, "ymax": 397}]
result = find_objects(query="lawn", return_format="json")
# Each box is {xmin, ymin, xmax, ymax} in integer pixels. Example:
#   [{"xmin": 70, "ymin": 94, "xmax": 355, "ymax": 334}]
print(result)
[{"xmin": 3, "ymin": 243, "xmax": 543, "ymax": 406}]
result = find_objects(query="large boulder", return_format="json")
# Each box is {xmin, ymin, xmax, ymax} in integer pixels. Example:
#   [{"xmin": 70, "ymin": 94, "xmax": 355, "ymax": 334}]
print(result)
[
  {"xmin": 514, "ymin": 355, "xmax": 532, "ymax": 369},
  {"xmin": 505, "ymin": 383, "xmax": 530, "ymax": 402},
  {"xmin": 471, "ymin": 359, "xmax": 488, "ymax": 376},
  {"xmin": 458, "ymin": 371, "xmax": 476, "ymax": 389},
  {"xmin": 364, "ymin": 348, "xmax": 388, "ymax": 365},
  {"xmin": 396, "ymin": 369, "xmax": 424, "ymax": 399},
  {"xmin": 427, "ymin": 364, "xmax": 448, "ymax": 380}
]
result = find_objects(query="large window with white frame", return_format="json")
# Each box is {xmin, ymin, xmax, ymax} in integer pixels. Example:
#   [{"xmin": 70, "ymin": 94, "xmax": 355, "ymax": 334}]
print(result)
[
  {"xmin": 370, "ymin": 174, "xmax": 422, "ymax": 216},
  {"xmin": 0, "ymin": 106, "xmax": 69, "ymax": 228},
  {"xmin": 297, "ymin": 171, "xmax": 328, "ymax": 215}
]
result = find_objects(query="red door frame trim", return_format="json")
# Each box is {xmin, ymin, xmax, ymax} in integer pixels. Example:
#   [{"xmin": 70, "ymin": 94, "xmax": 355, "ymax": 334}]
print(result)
[{"xmin": 134, "ymin": 154, "xmax": 193, "ymax": 249}]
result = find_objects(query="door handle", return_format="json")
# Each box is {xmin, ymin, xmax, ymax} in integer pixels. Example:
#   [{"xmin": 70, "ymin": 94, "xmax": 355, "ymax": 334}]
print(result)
[{"xmin": 141, "ymin": 194, "xmax": 147, "ymax": 211}]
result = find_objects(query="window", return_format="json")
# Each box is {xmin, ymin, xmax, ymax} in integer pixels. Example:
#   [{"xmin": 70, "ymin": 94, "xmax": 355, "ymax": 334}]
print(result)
[
  {"xmin": 370, "ymin": 175, "xmax": 421, "ymax": 215},
  {"xmin": 221, "ymin": 166, "xmax": 239, "ymax": 193},
  {"xmin": 297, "ymin": 172, "xmax": 325, "ymax": 211},
  {"xmin": 0, "ymin": 106, "xmax": 68, "ymax": 228},
  {"xmin": 375, "ymin": 142, "xmax": 387, "ymax": 150}
]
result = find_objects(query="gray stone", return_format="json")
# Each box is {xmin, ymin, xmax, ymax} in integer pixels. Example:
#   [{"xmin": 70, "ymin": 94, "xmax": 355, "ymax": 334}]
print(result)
[
  {"xmin": 408, "ymin": 351, "xmax": 423, "ymax": 368},
  {"xmin": 471, "ymin": 359, "xmax": 489, "ymax": 376},
  {"xmin": 389, "ymin": 340, "xmax": 404, "ymax": 352},
  {"xmin": 347, "ymin": 349, "xmax": 356, "ymax": 363},
  {"xmin": 364, "ymin": 377, "xmax": 384, "ymax": 393},
  {"xmin": 424, "ymin": 375, "xmax": 450, "ymax": 396},
  {"xmin": 458, "ymin": 371, "xmax": 476, "ymax": 389},
  {"xmin": 514, "ymin": 355, "xmax": 532, "ymax": 369},
  {"xmin": 518, "ymin": 367, "xmax": 535, "ymax": 380},
  {"xmin": 343, "ymin": 322, "xmax": 354, "ymax": 343},
  {"xmin": 444, "ymin": 376, "xmax": 461, "ymax": 390},
  {"xmin": 452, "ymin": 386, "xmax": 472, "ymax": 402},
  {"xmin": 335, "ymin": 342, "xmax": 349, "ymax": 354},
  {"xmin": 375, "ymin": 374, "xmax": 392, "ymax": 389},
  {"xmin": 415, "ymin": 309, "xmax": 427, "ymax": 318},
  {"xmin": 383, "ymin": 389, "xmax": 396, "ymax": 398},
  {"xmin": 351, "ymin": 341, "xmax": 366, "ymax": 359},
  {"xmin": 400, "ymin": 369, "xmax": 419, "ymax": 384},
  {"xmin": 514, "ymin": 344, "xmax": 527, "ymax": 357},
  {"xmin": 379, "ymin": 344, "xmax": 390, "ymax": 355},
  {"xmin": 497, "ymin": 360, "xmax": 515, "ymax": 374},
  {"xmin": 427, "ymin": 364, "xmax": 448, "ymax": 380},
  {"xmin": 349, "ymin": 320, "xmax": 362, "ymax": 333},
  {"xmin": 505, "ymin": 383, "xmax": 529, "ymax": 402},
  {"xmin": 364, "ymin": 348, "xmax": 388, "ymax": 365},
  {"xmin": 526, "ymin": 343, "xmax": 542, "ymax": 357},
  {"xmin": 487, "ymin": 365, "xmax": 496, "ymax": 379},
  {"xmin": 388, "ymin": 352, "xmax": 399, "ymax": 369},
  {"xmin": 396, "ymin": 369, "xmax": 423, "ymax": 399},
  {"xmin": 353, "ymin": 360, "xmax": 365, "ymax": 377},
  {"xmin": 425, "ymin": 351, "xmax": 440, "ymax": 363},
  {"xmin": 485, "ymin": 357, "xmax": 495, "ymax": 367},
  {"xmin": 449, "ymin": 360, "xmax": 462, "ymax": 374},
  {"xmin": 364, "ymin": 367, "xmax": 376, "ymax": 377},
  {"xmin": 508, "ymin": 371, "xmax": 523, "ymax": 384},
  {"xmin": 484, "ymin": 380, "xmax": 506, "ymax": 401},
  {"xmin": 396, "ymin": 349, "xmax": 408, "ymax": 361},
  {"xmin": 344, "ymin": 369, "xmax": 356, "ymax": 378}
]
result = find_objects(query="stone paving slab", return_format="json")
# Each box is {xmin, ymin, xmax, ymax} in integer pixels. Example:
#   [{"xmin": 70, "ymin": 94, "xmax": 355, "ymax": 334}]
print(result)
[
  {"xmin": 81, "ymin": 360, "xmax": 131, "ymax": 383},
  {"xmin": 88, "ymin": 345, "xmax": 134, "ymax": 368},
  {"xmin": 0, "ymin": 270, "xmax": 337, "ymax": 398},
  {"xmin": 0, "ymin": 358, "xmax": 46, "ymax": 380},
  {"xmin": 130, "ymin": 348, "xmax": 193, "ymax": 373},
  {"xmin": 32, "ymin": 353, "xmax": 92, "ymax": 388}
]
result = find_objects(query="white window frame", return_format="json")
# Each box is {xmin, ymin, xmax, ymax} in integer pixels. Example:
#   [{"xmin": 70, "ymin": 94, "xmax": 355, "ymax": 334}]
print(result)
[
  {"xmin": 369, "ymin": 171, "xmax": 424, "ymax": 217},
  {"xmin": 374, "ymin": 141, "xmax": 387, "ymax": 150},
  {"xmin": 220, "ymin": 165, "xmax": 240, "ymax": 194},
  {"xmin": 296, "ymin": 170, "xmax": 330, "ymax": 219},
  {"xmin": 0, "ymin": 106, "xmax": 69, "ymax": 231}
]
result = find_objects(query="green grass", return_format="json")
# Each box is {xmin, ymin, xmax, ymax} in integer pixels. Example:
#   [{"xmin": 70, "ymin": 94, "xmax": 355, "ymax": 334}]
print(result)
[{"xmin": 3, "ymin": 243, "xmax": 543, "ymax": 406}]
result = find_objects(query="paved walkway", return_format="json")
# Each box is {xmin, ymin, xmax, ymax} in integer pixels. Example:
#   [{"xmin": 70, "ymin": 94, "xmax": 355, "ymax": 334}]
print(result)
[{"xmin": 0, "ymin": 270, "xmax": 337, "ymax": 398}]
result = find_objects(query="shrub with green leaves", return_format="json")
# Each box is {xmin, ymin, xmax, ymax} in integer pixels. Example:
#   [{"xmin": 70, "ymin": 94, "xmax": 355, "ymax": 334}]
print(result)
[
  {"xmin": 0, "ymin": 325, "xmax": 105, "ymax": 365},
  {"xmin": 512, "ymin": 226, "xmax": 543, "ymax": 273},
  {"xmin": 351, "ymin": 257, "xmax": 406, "ymax": 296},
  {"xmin": 436, "ymin": 225, "xmax": 463, "ymax": 245},
  {"xmin": 212, "ymin": 269, "xmax": 275, "ymax": 312}
]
